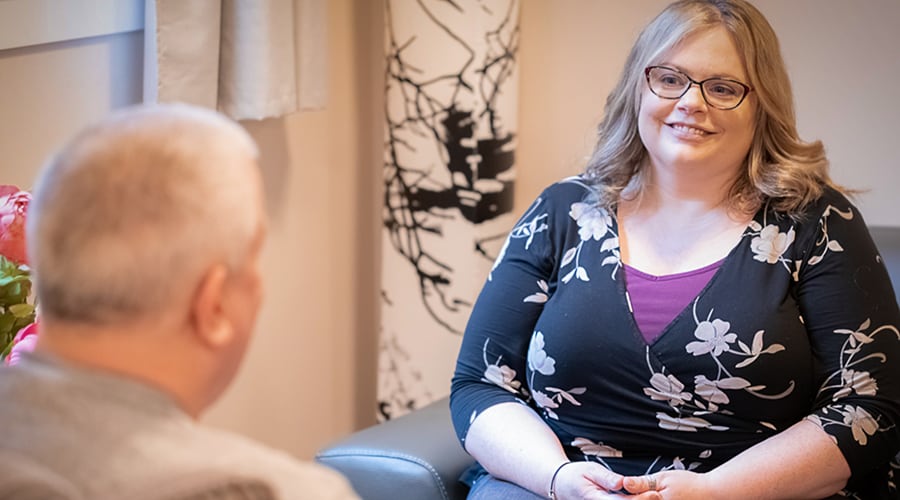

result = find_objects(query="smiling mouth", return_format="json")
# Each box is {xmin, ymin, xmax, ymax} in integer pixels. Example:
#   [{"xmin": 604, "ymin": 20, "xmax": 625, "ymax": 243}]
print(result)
[{"xmin": 667, "ymin": 123, "xmax": 713, "ymax": 136}]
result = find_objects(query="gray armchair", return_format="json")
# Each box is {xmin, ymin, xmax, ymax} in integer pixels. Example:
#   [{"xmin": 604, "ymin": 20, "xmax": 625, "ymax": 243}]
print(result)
[
  {"xmin": 316, "ymin": 398, "xmax": 471, "ymax": 500},
  {"xmin": 317, "ymin": 226, "xmax": 900, "ymax": 500}
]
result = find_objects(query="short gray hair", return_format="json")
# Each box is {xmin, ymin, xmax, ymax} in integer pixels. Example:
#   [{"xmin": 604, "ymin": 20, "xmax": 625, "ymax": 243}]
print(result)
[{"xmin": 27, "ymin": 104, "xmax": 262, "ymax": 324}]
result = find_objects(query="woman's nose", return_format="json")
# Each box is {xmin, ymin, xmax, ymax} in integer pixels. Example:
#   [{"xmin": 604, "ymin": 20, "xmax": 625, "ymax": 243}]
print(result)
[{"xmin": 677, "ymin": 83, "xmax": 708, "ymax": 112}]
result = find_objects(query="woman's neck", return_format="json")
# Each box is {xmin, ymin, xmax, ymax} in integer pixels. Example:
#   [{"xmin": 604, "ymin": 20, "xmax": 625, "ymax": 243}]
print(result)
[
  {"xmin": 617, "ymin": 163, "xmax": 753, "ymax": 275},
  {"xmin": 630, "ymin": 159, "xmax": 740, "ymax": 215}
]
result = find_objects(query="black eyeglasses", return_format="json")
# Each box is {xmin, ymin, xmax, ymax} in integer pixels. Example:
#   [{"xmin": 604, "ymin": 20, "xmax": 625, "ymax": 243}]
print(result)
[{"xmin": 644, "ymin": 66, "xmax": 753, "ymax": 110}]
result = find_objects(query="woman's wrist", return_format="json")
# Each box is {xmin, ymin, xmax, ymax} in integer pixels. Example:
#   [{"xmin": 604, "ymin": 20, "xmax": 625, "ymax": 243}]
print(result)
[
  {"xmin": 695, "ymin": 469, "xmax": 726, "ymax": 500},
  {"xmin": 548, "ymin": 461, "xmax": 573, "ymax": 499}
]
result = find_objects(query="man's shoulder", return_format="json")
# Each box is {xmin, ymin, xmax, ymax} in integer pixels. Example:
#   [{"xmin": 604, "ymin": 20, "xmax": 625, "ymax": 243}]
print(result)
[
  {"xmin": 0, "ymin": 365, "xmax": 358, "ymax": 499},
  {"xmin": 181, "ymin": 425, "xmax": 359, "ymax": 499}
]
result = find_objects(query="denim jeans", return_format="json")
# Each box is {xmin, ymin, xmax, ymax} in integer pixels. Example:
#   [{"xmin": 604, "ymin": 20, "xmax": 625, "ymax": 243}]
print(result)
[{"xmin": 467, "ymin": 474, "xmax": 545, "ymax": 500}]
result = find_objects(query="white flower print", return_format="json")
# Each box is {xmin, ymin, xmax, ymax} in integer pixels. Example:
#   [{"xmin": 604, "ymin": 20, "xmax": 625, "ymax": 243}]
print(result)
[
  {"xmin": 835, "ymin": 318, "xmax": 880, "ymax": 350},
  {"xmin": 533, "ymin": 390, "xmax": 560, "ymax": 419},
  {"xmin": 489, "ymin": 199, "xmax": 548, "ymax": 281},
  {"xmin": 528, "ymin": 331, "xmax": 556, "ymax": 376},
  {"xmin": 645, "ymin": 452, "xmax": 709, "ymax": 476},
  {"xmin": 834, "ymin": 369, "xmax": 878, "ymax": 400},
  {"xmin": 819, "ymin": 319, "xmax": 898, "ymax": 402},
  {"xmin": 694, "ymin": 375, "xmax": 729, "ymax": 405},
  {"xmin": 688, "ymin": 301, "xmax": 787, "ymax": 373},
  {"xmin": 642, "ymin": 349, "xmax": 729, "ymax": 433},
  {"xmin": 750, "ymin": 224, "xmax": 795, "ymax": 264},
  {"xmin": 746, "ymin": 202, "xmax": 854, "ymax": 282},
  {"xmin": 811, "ymin": 319, "xmax": 897, "ymax": 449},
  {"xmin": 744, "ymin": 212, "xmax": 797, "ymax": 276},
  {"xmin": 546, "ymin": 386, "xmax": 586, "ymax": 407},
  {"xmin": 571, "ymin": 437, "xmax": 623, "ymax": 458},
  {"xmin": 656, "ymin": 413, "xmax": 727, "ymax": 432},
  {"xmin": 643, "ymin": 373, "xmax": 693, "ymax": 407},
  {"xmin": 646, "ymin": 301, "xmax": 793, "ymax": 434},
  {"xmin": 524, "ymin": 326, "xmax": 586, "ymax": 421},
  {"xmin": 733, "ymin": 330, "xmax": 787, "ymax": 369},
  {"xmin": 747, "ymin": 204, "xmax": 854, "ymax": 281},
  {"xmin": 807, "ymin": 204, "xmax": 853, "ymax": 266},
  {"xmin": 694, "ymin": 376, "xmax": 753, "ymax": 411},
  {"xmin": 534, "ymin": 386, "xmax": 586, "ymax": 420},
  {"xmin": 480, "ymin": 339, "xmax": 524, "ymax": 395},
  {"xmin": 686, "ymin": 319, "xmax": 737, "ymax": 356},
  {"xmin": 483, "ymin": 363, "xmax": 521, "ymax": 394},
  {"xmin": 523, "ymin": 280, "xmax": 550, "ymax": 304},
  {"xmin": 809, "ymin": 405, "xmax": 882, "ymax": 447},
  {"xmin": 569, "ymin": 202, "xmax": 612, "ymax": 242},
  {"xmin": 559, "ymin": 188, "xmax": 621, "ymax": 284},
  {"xmin": 843, "ymin": 406, "xmax": 880, "ymax": 445}
]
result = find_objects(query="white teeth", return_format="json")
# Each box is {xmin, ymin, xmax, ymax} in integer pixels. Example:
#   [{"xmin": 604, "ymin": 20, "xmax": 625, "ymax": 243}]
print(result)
[{"xmin": 671, "ymin": 124, "xmax": 708, "ymax": 136}]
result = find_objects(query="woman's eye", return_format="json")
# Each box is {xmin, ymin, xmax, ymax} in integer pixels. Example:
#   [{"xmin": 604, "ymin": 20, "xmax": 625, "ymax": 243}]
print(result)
[
  {"xmin": 659, "ymin": 74, "xmax": 685, "ymax": 87},
  {"xmin": 708, "ymin": 82, "xmax": 739, "ymax": 97}
]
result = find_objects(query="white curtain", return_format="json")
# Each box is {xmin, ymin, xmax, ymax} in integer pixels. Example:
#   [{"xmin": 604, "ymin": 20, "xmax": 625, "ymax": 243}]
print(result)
[{"xmin": 144, "ymin": 0, "xmax": 327, "ymax": 120}]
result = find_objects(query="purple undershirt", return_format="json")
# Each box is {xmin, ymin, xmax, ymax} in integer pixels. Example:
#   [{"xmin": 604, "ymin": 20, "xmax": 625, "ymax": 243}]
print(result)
[{"xmin": 624, "ymin": 259, "xmax": 724, "ymax": 344}]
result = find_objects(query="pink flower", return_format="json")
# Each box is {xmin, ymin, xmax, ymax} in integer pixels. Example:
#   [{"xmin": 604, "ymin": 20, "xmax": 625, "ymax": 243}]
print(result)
[
  {"xmin": 6, "ymin": 321, "xmax": 38, "ymax": 366},
  {"xmin": 0, "ymin": 186, "xmax": 31, "ymax": 265}
]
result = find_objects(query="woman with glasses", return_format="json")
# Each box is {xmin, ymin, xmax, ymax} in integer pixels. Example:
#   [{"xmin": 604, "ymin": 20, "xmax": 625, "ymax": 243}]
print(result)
[{"xmin": 449, "ymin": 0, "xmax": 900, "ymax": 499}]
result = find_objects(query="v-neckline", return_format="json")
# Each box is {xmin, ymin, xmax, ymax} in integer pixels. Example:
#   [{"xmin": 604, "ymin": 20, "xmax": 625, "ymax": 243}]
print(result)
[{"xmin": 611, "ymin": 212, "xmax": 757, "ymax": 349}]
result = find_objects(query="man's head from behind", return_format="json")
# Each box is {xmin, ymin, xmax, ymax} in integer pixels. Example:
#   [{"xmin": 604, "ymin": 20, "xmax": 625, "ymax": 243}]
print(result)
[{"xmin": 27, "ymin": 104, "xmax": 267, "ymax": 416}]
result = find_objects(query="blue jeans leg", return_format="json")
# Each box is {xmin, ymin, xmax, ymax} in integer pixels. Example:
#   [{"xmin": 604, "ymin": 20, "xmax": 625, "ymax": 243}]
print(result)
[{"xmin": 467, "ymin": 474, "xmax": 545, "ymax": 500}]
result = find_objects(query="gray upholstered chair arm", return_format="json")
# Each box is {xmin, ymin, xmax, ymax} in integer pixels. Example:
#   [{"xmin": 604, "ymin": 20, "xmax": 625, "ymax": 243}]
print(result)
[
  {"xmin": 315, "ymin": 397, "xmax": 474, "ymax": 500},
  {"xmin": 870, "ymin": 226, "xmax": 900, "ymax": 303}
]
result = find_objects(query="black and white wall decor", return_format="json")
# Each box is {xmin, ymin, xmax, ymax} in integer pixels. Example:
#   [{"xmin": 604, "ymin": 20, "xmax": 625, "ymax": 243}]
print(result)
[{"xmin": 378, "ymin": 0, "xmax": 520, "ymax": 420}]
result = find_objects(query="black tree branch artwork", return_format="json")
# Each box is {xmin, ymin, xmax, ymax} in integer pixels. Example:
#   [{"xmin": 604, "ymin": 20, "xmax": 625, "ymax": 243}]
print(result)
[
  {"xmin": 382, "ymin": 0, "xmax": 519, "ymax": 337},
  {"xmin": 377, "ymin": 329, "xmax": 435, "ymax": 421}
]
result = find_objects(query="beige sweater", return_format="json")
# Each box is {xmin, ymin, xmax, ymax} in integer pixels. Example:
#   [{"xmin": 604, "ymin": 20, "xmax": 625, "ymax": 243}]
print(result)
[{"xmin": 0, "ymin": 354, "xmax": 359, "ymax": 500}]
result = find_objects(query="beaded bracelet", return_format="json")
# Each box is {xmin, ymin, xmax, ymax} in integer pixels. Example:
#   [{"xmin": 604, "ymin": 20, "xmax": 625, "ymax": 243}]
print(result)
[{"xmin": 548, "ymin": 461, "xmax": 573, "ymax": 500}]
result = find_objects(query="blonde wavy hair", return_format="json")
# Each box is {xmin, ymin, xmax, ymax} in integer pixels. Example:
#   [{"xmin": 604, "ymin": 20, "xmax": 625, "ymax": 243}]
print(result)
[{"xmin": 584, "ymin": 0, "xmax": 838, "ymax": 218}]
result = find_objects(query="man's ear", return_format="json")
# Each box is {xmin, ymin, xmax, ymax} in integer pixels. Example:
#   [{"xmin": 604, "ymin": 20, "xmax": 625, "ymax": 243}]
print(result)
[{"xmin": 190, "ymin": 264, "xmax": 234, "ymax": 348}]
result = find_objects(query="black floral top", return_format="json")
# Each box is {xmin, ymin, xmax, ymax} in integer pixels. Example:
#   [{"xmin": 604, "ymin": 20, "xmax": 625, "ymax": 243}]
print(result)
[{"xmin": 450, "ymin": 177, "xmax": 900, "ymax": 498}]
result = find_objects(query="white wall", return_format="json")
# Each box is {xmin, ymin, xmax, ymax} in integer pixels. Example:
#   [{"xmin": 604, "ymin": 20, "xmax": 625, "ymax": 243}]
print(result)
[{"xmin": 517, "ymin": 1, "xmax": 900, "ymax": 226}]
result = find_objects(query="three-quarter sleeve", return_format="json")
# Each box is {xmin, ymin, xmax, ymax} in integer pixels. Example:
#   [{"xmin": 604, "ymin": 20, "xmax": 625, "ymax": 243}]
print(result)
[
  {"xmin": 795, "ymin": 193, "xmax": 900, "ymax": 481},
  {"xmin": 449, "ymin": 184, "xmax": 567, "ymax": 445}
]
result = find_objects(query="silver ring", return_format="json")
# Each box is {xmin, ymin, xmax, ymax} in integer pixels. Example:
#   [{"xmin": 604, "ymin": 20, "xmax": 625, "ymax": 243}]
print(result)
[{"xmin": 647, "ymin": 475, "xmax": 658, "ymax": 491}]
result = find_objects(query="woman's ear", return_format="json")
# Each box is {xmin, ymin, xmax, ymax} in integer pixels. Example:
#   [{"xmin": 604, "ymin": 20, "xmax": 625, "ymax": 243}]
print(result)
[{"xmin": 190, "ymin": 264, "xmax": 234, "ymax": 348}]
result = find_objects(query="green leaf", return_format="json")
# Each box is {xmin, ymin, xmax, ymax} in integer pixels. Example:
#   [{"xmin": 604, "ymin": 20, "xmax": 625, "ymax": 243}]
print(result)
[
  {"xmin": 8, "ymin": 303, "xmax": 34, "ymax": 318},
  {"xmin": 10, "ymin": 316, "xmax": 34, "ymax": 335},
  {"xmin": 0, "ymin": 313, "xmax": 15, "ymax": 344},
  {"xmin": 0, "ymin": 341, "xmax": 13, "ymax": 361}
]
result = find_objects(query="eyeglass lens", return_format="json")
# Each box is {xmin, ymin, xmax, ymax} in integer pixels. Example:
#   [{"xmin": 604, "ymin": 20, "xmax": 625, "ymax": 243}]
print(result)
[{"xmin": 647, "ymin": 66, "xmax": 747, "ymax": 110}]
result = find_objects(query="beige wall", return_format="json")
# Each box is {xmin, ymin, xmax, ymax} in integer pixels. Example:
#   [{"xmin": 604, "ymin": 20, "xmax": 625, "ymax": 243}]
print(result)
[
  {"xmin": 201, "ymin": 0, "xmax": 384, "ymax": 456},
  {"xmin": 0, "ymin": 32, "xmax": 144, "ymax": 185},
  {"xmin": 1, "ymin": 0, "xmax": 896, "ymax": 464},
  {"xmin": 0, "ymin": 0, "xmax": 382, "ymax": 460}
]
